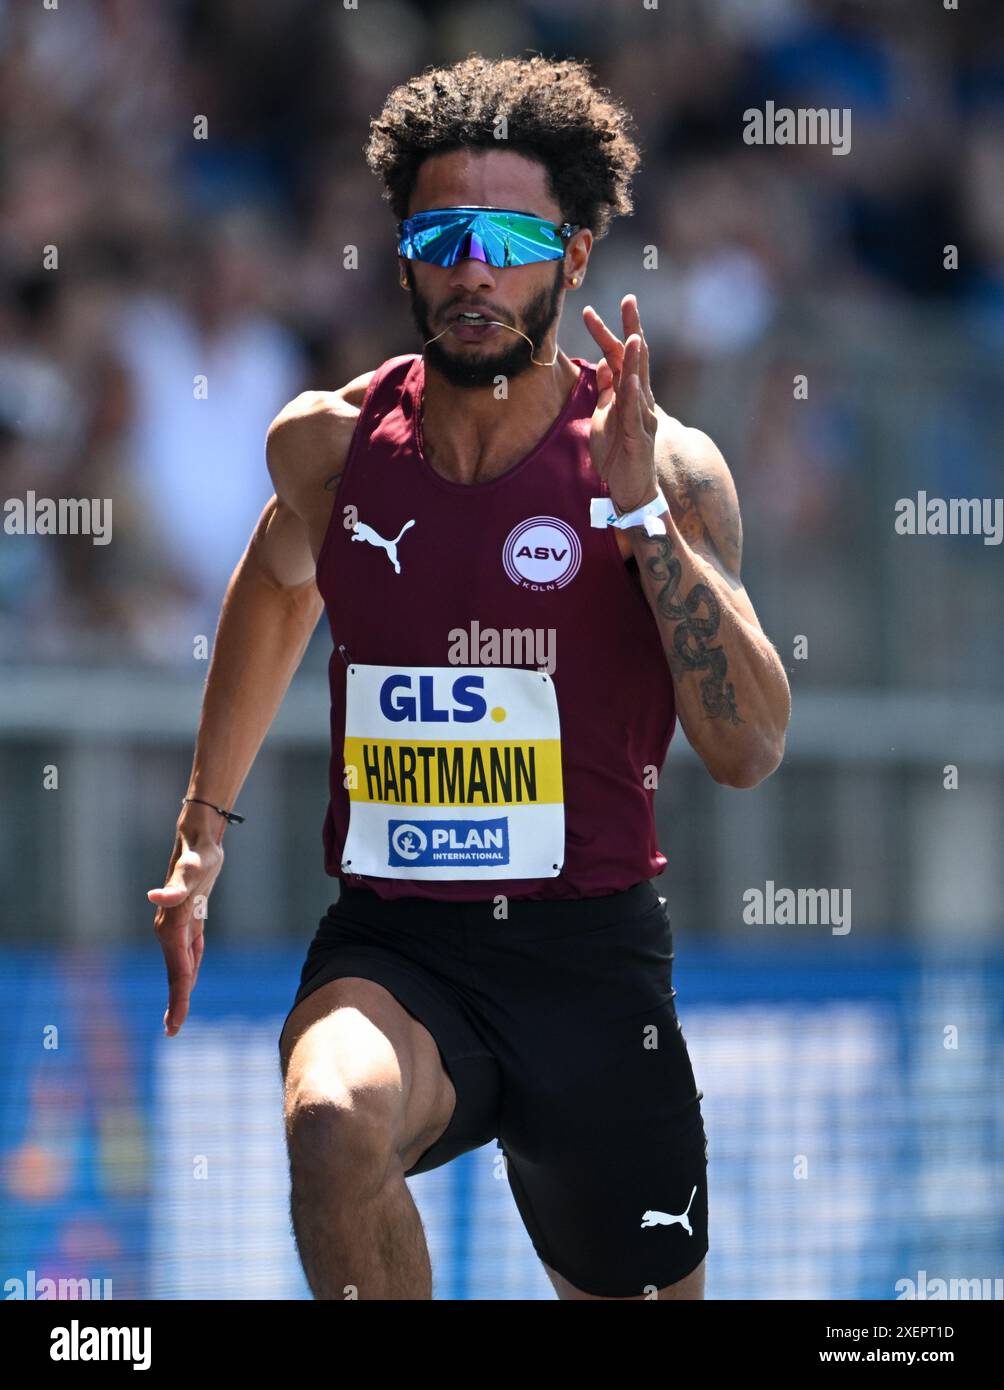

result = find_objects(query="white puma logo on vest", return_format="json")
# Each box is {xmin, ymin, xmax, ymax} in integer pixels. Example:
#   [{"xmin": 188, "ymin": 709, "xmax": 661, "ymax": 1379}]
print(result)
[
  {"xmin": 351, "ymin": 518, "xmax": 415, "ymax": 574},
  {"xmin": 641, "ymin": 1186, "xmax": 697, "ymax": 1234}
]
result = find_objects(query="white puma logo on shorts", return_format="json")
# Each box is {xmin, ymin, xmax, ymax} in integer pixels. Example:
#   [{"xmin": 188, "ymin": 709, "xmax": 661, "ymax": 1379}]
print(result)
[
  {"xmin": 641, "ymin": 1185, "xmax": 697, "ymax": 1234},
  {"xmin": 351, "ymin": 518, "xmax": 415, "ymax": 574}
]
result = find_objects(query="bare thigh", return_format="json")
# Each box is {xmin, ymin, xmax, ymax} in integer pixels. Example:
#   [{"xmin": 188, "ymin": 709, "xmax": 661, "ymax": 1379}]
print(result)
[
  {"xmin": 544, "ymin": 1257, "xmax": 706, "ymax": 1301},
  {"xmin": 280, "ymin": 977, "xmax": 457, "ymax": 1174}
]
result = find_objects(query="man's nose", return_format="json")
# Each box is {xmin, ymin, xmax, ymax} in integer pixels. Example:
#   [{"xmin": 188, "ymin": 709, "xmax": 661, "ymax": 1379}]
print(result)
[{"xmin": 449, "ymin": 255, "xmax": 497, "ymax": 290}]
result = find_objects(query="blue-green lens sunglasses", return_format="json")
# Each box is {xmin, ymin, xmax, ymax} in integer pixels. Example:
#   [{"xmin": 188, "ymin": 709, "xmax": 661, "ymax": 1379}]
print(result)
[{"xmin": 397, "ymin": 206, "xmax": 580, "ymax": 269}]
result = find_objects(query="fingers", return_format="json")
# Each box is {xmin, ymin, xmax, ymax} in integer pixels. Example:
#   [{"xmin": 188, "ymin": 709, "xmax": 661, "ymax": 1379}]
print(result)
[
  {"xmin": 148, "ymin": 847, "xmax": 203, "ymax": 906},
  {"xmin": 161, "ymin": 926, "xmax": 197, "ymax": 1035},
  {"xmin": 618, "ymin": 345, "xmax": 646, "ymax": 442},
  {"xmin": 620, "ymin": 333, "xmax": 640, "ymax": 393},
  {"xmin": 589, "ymin": 323, "xmax": 656, "ymax": 486},
  {"xmin": 149, "ymin": 843, "xmax": 219, "ymax": 1035},
  {"xmin": 585, "ymin": 300, "xmax": 655, "ymax": 409},
  {"xmin": 147, "ymin": 883, "xmax": 188, "ymax": 908},
  {"xmin": 618, "ymin": 333, "xmax": 658, "ymax": 443},
  {"xmin": 621, "ymin": 294, "xmax": 655, "ymax": 408},
  {"xmin": 594, "ymin": 336, "xmax": 642, "ymax": 428},
  {"xmin": 148, "ymin": 844, "xmax": 220, "ymax": 929},
  {"xmin": 582, "ymin": 305, "xmax": 624, "ymax": 377},
  {"xmin": 158, "ymin": 920, "xmax": 206, "ymax": 1036},
  {"xmin": 190, "ymin": 926, "xmax": 206, "ymax": 993},
  {"xmin": 595, "ymin": 356, "xmax": 614, "ymax": 394}
]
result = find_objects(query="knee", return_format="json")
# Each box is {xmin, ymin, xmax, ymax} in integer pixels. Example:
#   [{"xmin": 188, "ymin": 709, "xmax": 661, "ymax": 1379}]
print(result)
[{"xmin": 285, "ymin": 1077, "xmax": 400, "ymax": 1196}]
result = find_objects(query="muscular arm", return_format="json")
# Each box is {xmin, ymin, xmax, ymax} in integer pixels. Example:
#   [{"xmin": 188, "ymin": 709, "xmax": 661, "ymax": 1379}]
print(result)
[
  {"xmin": 152, "ymin": 383, "xmax": 368, "ymax": 1035},
  {"xmin": 630, "ymin": 423, "xmax": 790, "ymax": 789},
  {"xmin": 177, "ymin": 384, "xmax": 366, "ymax": 844},
  {"xmin": 177, "ymin": 499, "xmax": 323, "ymax": 834}
]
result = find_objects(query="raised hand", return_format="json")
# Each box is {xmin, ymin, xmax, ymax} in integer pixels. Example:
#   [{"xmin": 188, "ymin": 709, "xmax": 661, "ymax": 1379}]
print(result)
[{"xmin": 582, "ymin": 293, "xmax": 659, "ymax": 514}]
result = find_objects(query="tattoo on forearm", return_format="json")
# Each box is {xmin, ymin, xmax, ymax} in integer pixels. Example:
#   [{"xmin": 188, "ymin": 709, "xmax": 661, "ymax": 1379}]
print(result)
[
  {"xmin": 643, "ymin": 534, "xmax": 743, "ymax": 724},
  {"xmin": 323, "ymin": 472, "xmax": 343, "ymax": 492}
]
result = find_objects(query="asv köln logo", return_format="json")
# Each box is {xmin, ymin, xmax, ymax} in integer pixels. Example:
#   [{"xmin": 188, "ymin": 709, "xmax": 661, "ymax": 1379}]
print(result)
[{"xmin": 502, "ymin": 516, "xmax": 582, "ymax": 591}]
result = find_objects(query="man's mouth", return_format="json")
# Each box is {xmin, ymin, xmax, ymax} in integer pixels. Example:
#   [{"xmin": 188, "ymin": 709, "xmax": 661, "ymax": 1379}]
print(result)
[{"xmin": 447, "ymin": 309, "xmax": 501, "ymax": 340}]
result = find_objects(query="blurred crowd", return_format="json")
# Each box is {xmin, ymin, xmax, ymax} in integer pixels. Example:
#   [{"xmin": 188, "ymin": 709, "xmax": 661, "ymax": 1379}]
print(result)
[{"xmin": 1, "ymin": 0, "xmax": 1003, "ymax": 680}]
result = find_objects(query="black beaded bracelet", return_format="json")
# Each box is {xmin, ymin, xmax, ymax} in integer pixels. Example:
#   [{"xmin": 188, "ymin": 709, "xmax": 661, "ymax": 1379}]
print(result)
[{"xmin": 181, "ymin": 796, "xmax": 245, "ymax": 825}]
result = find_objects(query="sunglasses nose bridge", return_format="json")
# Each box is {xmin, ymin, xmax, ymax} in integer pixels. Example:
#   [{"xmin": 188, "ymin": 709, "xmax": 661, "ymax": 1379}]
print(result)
[{"xmin": 456, "ymin": 228, "xmax": 489, "ymax": 265}]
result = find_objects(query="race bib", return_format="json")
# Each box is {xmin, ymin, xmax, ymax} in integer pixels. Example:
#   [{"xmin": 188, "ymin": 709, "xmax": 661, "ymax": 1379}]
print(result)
[{"xmin": 341, "ymin": 664, "xmax": 564, "ymax": 880}]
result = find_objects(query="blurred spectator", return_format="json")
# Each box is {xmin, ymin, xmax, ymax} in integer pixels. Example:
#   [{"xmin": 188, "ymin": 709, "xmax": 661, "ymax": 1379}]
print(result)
[{"xmin": 112, "ymin": 212, "xmax": 305, "ymax": 655}]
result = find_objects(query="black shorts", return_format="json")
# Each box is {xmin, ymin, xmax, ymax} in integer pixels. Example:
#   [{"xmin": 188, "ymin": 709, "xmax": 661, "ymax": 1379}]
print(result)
[{"xmin": 280, "ymin": 879, "xmax": 708, "ymax": 1297}]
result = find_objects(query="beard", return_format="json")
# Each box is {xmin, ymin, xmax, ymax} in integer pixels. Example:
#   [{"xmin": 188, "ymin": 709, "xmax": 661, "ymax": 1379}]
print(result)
[{"xmin": 404, "ymin": 260, "xmax": 565, "ymax": 388}]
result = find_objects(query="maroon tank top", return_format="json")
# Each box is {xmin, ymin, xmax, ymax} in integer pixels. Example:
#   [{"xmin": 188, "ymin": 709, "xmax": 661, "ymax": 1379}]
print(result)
[{"xmin": 316, "ymin": 353, "xmax": 676, "ymax": 900}]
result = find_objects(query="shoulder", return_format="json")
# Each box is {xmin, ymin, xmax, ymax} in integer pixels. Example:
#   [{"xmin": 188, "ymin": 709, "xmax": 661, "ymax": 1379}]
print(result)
[
  {"xmin": 267, "ymin": 370, "xmax": 376, "ymax": 457},
  {"xmin": 266, "ymin": 371, "xmax": 377, "ymax": 511},
  {"xmin": 653, "ymin": 410, "xmax": 743, "ymax": 575}
]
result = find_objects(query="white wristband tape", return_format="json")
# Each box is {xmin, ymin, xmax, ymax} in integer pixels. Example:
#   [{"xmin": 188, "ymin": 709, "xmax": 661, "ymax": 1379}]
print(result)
[{"xmin": 590, "ymin": 489, "xmax": 669, "ymax": 537}]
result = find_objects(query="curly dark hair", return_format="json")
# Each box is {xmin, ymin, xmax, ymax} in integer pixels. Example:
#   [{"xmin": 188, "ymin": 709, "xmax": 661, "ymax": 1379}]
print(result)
[{"xmin": 364, "ymin": 53, "xmax": 642, "ymax": 239}]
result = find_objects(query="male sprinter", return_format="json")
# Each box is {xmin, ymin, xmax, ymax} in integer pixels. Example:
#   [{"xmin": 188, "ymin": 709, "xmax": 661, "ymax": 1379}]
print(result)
[{"xmin": 149, "ymin": 55, "xmax": 790, "ymax": 1300}]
